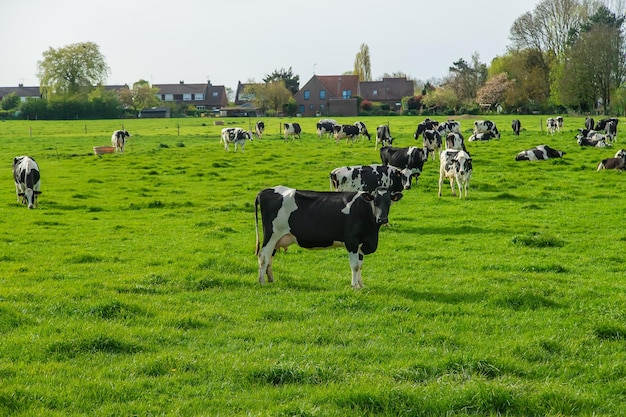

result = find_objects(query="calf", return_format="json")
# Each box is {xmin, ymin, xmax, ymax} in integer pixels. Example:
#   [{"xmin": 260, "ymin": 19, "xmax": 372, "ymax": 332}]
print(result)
[
  {"xmin": 111, "ymin": 129, "xmax": 130, "ymax": 153},
  {"xmin": 512, "ymin": 119, "xmax": 521, "ymax": 136},
  {"xmin": 254, "ymin": 121, "xmax": 265, "ymax": 139},
  {"xmin": 597, "ymin": 149, "xmax": 626, "ymax": 171},
  {"xmin": 473, "ymin": 120, "xmax": 500, "ymax": 138},
  {"xmin": 333, "ymin": 124, "xmax": 361, "ymax": 144},
  {"xmin": 445, "ymin": 132, "xmax": 467, "ymax": 152},
  {"xmin": 546, "ymin": 118, "xmax": 558, "ymax": 135},
  {"xmin": 255, "ymin": 186, "xmax": 402, "ymax": 289},
  {"xmin": 438, "ymin": 149, "xmax": 472, "ymax": 198},
  {"xmin": 283, "ymin": 123, "xmax": 302, "ymax": 140},
  {"xmin": 375, "ymin": 125, "xmax": 393, "ymax": 149},
  {"xmin": 330, "ymin": 164, "xmax": 411, "ymax": 194},
  {"xmin": 515, "ymin": 145, "xmax": 565, "ymax": 161},
  {"xmin": 354, "ymin": 121, "xmax": 371, "ymax": 141},
  {"xmin": 421, "ymin": 130, "xmax": 442, "ymax": 160},
  {"xmin": 13, "ymin": 156, "xmax": 41, "ymax": 209},
  {"xmin": 221, "ymin": 127, "xmax": 252, "ymax": 152},
  {"xmin": 380, "ymin": 145, "xmax": 428, "ymax": 186}
]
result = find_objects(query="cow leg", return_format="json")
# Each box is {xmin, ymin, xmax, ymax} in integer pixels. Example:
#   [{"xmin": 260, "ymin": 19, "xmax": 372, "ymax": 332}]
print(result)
[
  {"xmin": 348, "ymin": 251, "xmax": 364, "ymax": 289},
  {"xmin": 258, "ymin": 245, "xmax": 278, "ymax": 284},
  {"xmin": 449, "ymin": 178, "xmax": 456, "ymax": 196}
]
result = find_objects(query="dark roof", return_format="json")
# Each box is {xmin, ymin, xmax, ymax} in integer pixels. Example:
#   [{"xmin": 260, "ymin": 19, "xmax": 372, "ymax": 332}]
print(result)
[
  {"xmin": 315, "ymin": 75, "xmax": 360, "ymax": 96},
  {"xmin": 0, "ymin": 85, "xmax": 41, "ymax": 99},
  {"xmin": 359, "ymin": 77, "xmax": 414, "ymax": 101}
]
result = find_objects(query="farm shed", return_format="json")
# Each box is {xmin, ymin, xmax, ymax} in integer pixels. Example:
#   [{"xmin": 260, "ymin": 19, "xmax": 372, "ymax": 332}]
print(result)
[{"xmin": 139, "ymin": 107, "xmax": 170, "ymax": 118}]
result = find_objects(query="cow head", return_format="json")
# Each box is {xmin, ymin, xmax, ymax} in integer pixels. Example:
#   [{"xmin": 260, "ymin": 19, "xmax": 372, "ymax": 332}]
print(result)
[
  {"xmin": 454, "ymin": 152, "xmax": 472, "ymax": 176},
  {"xmin": 361, "ymin": 188, "xmax": 403, "ymax": 225},
  {"xmin": 22, "ymin": 189, "xmax": 42, "ymax": 209},
  {"xmin": 615, "ymin": 149, "xmax": 626, "ymax": 159}
]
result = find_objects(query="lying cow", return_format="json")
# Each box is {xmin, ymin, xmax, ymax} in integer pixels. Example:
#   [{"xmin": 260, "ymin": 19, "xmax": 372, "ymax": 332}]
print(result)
[
  {"xmin": 221, "ymin": 127, "xmax": 252, "ymax": 152},
  {"xmin": 438, "ymin": 149, "xmax": 472, "ymax": 198},
  {"xmin": 330, "ymin": 164, "xmax": 411, "ymax": 194},
  {"xmin": 577, "ymin": 135, "xmax": 609, "ymax": 148},
  {"xmin": 333, "ymin": 124, "xmax": 360, "ymax": 144},
  {"xmin": 254, "ymin": 186, "xmax": 403, "ymax": 289},
  {"xmin": 515, "ymin": 145, "xmax": 565, "ymax": 161},
  {"xmin": 512, "ymin": 119, "xmax": 521, "ymax": 136},
  {"xmin": 283, "ymin": 123, "xmax": 302, "ymax": 140},
  {"xmin": 380, "ymin": 145, "xmax": 428, "ymax": 186},
  {"xmin": 354, "ymin": 121, "xmax": 371, "ymax": 141},
  {"xmin": 13, "ymin": 155, "xmax": 41, "ymax": 209},
  {"xmin": 597, "ymin": 149, "xmax": 626, "ymax": 171},
  {"xmin": 254, "ymin": 121, "xmax": 265, "ymax": 139},
  {"xmin": 375, "ymin": 125, "xmax": 393, "ymax": 149},
  {"xmin": 111, "ymin": 129, "xmax": 130, "ymax": 153},
  {"xmin": 468, "ymin": 132, "xmax": 497, "ymax": 141}
]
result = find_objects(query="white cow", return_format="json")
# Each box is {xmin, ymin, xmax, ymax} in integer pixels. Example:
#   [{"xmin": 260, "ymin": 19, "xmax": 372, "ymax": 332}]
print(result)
[
  {"xmin": 111, "ymin": 130, "xmax": 130, "ymax": 153},
  {"xmin": 221, "ymin": 127, "xmax": 251, "ymax": 152},
  {"xmin": 438, "ymin": 149, "xmax": 472, "ymax": 198},
  {"xmin": 546, "ymin": 118, "xmax": 558, "ymax": 135}
]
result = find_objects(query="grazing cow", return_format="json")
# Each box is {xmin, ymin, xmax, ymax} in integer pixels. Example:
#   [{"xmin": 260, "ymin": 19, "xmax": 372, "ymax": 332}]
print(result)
[
  {"xmin": 473, "ymin": 120, "xmax": 500, "ymax": 138},
  {"xmin": 221, "ymin": 127, "xmax": 252, "ymax": 152},
  {"xmin": 421, "ymin": 130, "xmax": 442, "ymax": 160},
  {"xmin": 597, "ymin": 149, "xmax": 626, "ymax": 171},
  {"xmin": 546, "ymin": 118, "xmax": 558, "ymax": 135},
  {"xmin": 414, "ymin": 118, "xmax": 439, "ymax": 138},
  {"xmin": 283, "ymin": 123, "xmax": 302, "ymax": 140},
  {"xmin": 596, "ymin": 118, "xmax": 618, "ymax": 143},
  {"xmin": 316, "ymin": 121, "xmax": 336, "ymax": 139},
  {"xmin": 254, "ymin": 186, "xmax": 403, "ymax": 288},
  {"xmin": 585, "ymin": 117, "xmax": 595, "ymax": 131},
  {"xmin": 512, "ymin": 119, "xmax": 521, "ymax": 136},
  {"xmin": 595, "ymin": 117, "xmax": 619, "ymax": 131},
  {"xmin": 515, "ymin": 145, "xmax": 565, "ymax": 161},
  {"xmin": 445, "ymin": 132, "xmax": 467, "ymax": 152},
  {"xmin": 111, "ymin": 130, "xmax": 130, "ymax": 153},
  {"xmin": 468, "ymin": 132, "xmax": 497, "ymax": 142},
  {"xmin": 375, "ymin": 125, "xmax": 393, "ymax": 149},
  {"xmin": 254, "ymin": 121, "xmax": 265, "ymax": 139},
  {"xmin": 577, "ymin": 134, "xmax": 609, "ymax": 148},
  {"xmin": 437, "ymin": 120, "xmax": 461, "ymax": 136},
  {"xmin": 438, "ymin": 149, "xmax": 472, "ymax": 198},
  {"xmin": 330, "ymin": 164, "xmax": 411, "ymax": 194},
  {"xmin": 13, "ymin": 156, "xmax": 41, "ymax": 209},
  {"xmin": 380, "ymin": 145, "xmax": 428, "ymax": 186},
  {"xmin": 354, "ymin": 121, "xmax": 371, "ymax": 141},
  {"xmin": 556, "ymin": 116, "xmax": 564, "ymax": 130},
  {"xmin": 333, "ymin": 124, "xmax": 361, "ymax": 144}
]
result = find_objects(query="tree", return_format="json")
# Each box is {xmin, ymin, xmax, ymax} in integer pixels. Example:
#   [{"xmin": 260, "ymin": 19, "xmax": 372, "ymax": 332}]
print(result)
[
  {"xmin": 422, "ymin": 87, "xmax": 459, "ymax": 113},
  {"xmin": 36, "ymin": 42, "xmax": 109, "ymax": 98},
  {"xmin": 245, "ymin": 81, "xmax": 292, "ymax": 114},
  {"xmin": 353, "ymin": 43, "xmax": 372, "ymax": 81},
  {"xmin": 446, "ymin": 53, "xmax": 487, "ymax": 104},
  {"xmin": 1, "ymin": 93, "xmax": 20, "ymax": 110},
  {"xmin": 118, "ymin": 80, "xmax": 162, "ymax": 116},
  {"xmin": 476, "ymin": 73, "xmax": 514, "ymax": 107},
  {"xmin": 263, "ymin": 67, "xmax": 300, "ymax": 95}
]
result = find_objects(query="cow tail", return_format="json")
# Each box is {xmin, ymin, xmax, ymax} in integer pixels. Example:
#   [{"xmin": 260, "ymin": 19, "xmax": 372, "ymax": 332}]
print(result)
[{"xmin": 254, "ymin": 193, "xmax": 261, "ymax": 256}]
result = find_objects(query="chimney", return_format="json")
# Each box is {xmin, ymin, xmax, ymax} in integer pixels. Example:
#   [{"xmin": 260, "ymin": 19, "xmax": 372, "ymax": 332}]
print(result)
[{"xmin": 179, "ymin": 80, "xmax": 184, "ymax": 84}]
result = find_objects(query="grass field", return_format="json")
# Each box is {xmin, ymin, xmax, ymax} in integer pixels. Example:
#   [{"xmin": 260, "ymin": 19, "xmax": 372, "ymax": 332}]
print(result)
[{"xmin": 1, "ymin": 114, "xmax": 625, "ymax": 416}]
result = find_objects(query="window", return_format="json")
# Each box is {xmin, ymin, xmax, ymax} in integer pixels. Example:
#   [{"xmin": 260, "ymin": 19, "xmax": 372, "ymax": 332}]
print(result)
[
  {"xmin": 319, "ymin": 90, "xmax": 326, "ymax": 99},
  {"xmin": 342, "ymin": 90, "xmax": 352, "ymax": 99},
  {"xmin": 212, "ymin": 91, "xmax": 219, "ymax": 97},
  {"xmin": 195, "ymin": 93, "xmax": 204, "ymax": 100},
  {"xmin": 164, "ymin": 94, "xmax": 174, "ymax": 101},
  {"xmin": 196, "ymin": 105, "xmax": 206, "ymax": 110},
  {"xmin": 183, "ymin": 93, "xmax": 192, "ymax": 101},
  {"xmin": 304, "ymin": 90, "xmax": 310, "ymax": 100},
  {"xmin": 298, "ymin": 104, "xmax": 305, "ymax": 114},
  {"xmin": 373, "ymin": 89, "xmax": 378, "ymax": 96}
]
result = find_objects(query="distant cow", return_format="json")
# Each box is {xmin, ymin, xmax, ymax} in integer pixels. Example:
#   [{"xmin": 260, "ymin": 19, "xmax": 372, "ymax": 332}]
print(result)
[
  {"xmin": 13, "ymin": 156, "xmax": 41, "ymax": 209},
  {"xmin": 375, "ymin": 125, "xmax": 393, "ymax": 149},
  {"xmin": 254, "ymin": 121, "xmax": 265, "ymax": 139},
  {"xmin": 333, "ymin": 124, "xmax": 361, "ymax": 144},
  {"xmin": 380, "ymin": 145, "xmax": 428, "ymax": 186},
  {"xmin": 512, "ymin": 119, "xmax": 521, "ymax": 136},
  {"xmin": 221, "ymin": 127, "xmax": 252, "ymax": 152},
  {"xmin": 597, "ymin": 149, "xmax": 626, "ymax": 171},
  {"xmin": 556, "ymin": 116, "xmax": 564, "ymax": 130},
  {"xmin": 473, "ymin": 120, "xmax": 500, "ymax": 138},
  {"xmin": 437, "ymin": 120, "xmax": 461, "ymax": 136},
  {"xmin": 515, "ymin": 145, "xmax": 565, "ymax": 161},
  {"xmin": 354, "ymin": 121, "xmax": 371, "ymax": 141},
  {"xmin": 330, "ymin": 164, "xmax": 411, "ymax": 193},
  {"xmin": 283, "ymin": 123, "xmax": 302, "ymax": 140},
  {"xmin": 414, "ymin": 118, "xmax": 439, "ymax": 138},
  {"xmin": 111, "ymin": 129, "xmax": 130, "ymax": 153},
  {"xmin": 254, "ymin": 186, "xmax": 403, "ymax": 288},
  {"xmin": 577, "ymin": 134, "xmax": 609, "ymax": 148},
  {"xmin": 421, "ymin": 130, "xmax": 442, "ymax": 160},
  {"xmin": 445, "ymin": 132, "xmax": 467, "ymax": 152},
  {"xmin": 468, "ymin": 132, "xmax": 497, "ymax": 142},
  {"xmin": 585, "ymin": 117, "xmax": 595, "ymax": 131},
  {"xmin": 546, "ymin": 118, "xmax": 558, "ymax": 135},
  {"xmin": 316, "ymin": 121, "xmax": 336, "ymax": 139},
  {"xmin": 596, "ymin": 118, "xmax": 618, "ymax": 143},
  {"xmin": 438, "ymin": 149, "xmax": 472, "ymax": 198}
]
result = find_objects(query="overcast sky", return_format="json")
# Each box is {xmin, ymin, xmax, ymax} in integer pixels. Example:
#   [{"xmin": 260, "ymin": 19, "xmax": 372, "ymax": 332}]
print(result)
[{"xmin": 3, "ymin": 0, "xmax": 543, "ymax": 92}]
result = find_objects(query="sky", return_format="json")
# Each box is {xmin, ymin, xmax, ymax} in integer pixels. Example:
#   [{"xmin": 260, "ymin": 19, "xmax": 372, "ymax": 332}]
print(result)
[{"xmin": 2, "ymin": 0, "xmax": 544, "ymax": 93}]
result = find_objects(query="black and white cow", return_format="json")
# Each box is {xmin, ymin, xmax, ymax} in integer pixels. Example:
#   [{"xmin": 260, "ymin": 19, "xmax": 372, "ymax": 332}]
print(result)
[
  {"xmin": 414, "ymin": 118, "xmax": 439, "ymax": 138},
  {"xmin": 283, "ymin": 123, "xmax": 302, "ymax": 140},
  {"xmin": 597, "ymin": 149, "xmax": 626, "ymax": 171},
  {"xmin": 221, "ymin": 127, "xmax": 252, "ymax": 152},
  {"xmin": 515, "ymin": 145, "xmax": 565, "ymax": 161},
  {"xmin": 254, "ymin": 186, "xmax": 403, "ymax": 288},
  {"xmin": 421, "ymin": 129, "xmax": 442, "ymax": 161},
  {"xmin": 330, "ymin": 164, "xmax": 411, "ymax": 194},
  {"xmin": 445, "ymin": 132, "xmax": 467, "ymax": 152},
  {"xmin": 380, "ymin": 145, "xmax": 428, "ymax": 186},
  {"xmin": 473, "ymin": 120, "xmax": 500, "ymax": 138},
  {"xmin": 375, "ymin": 125, "xmax": 393, "ymax": 149},
  {"xmin": 577, "ymin": 134, "xmax": 609, "ymax": 148},
  {"xmin": 111, "ymin": 129, "xmax": 130, "ymax": 153},
  {"xmin": 596, "ymin": 118, "xmax": 618, "ymax": 143},
  {"xmin": 512, "ymin": 119, "xmax": 521, "ymax": 136},
  {"xmin": 354, "ymin": 121, "xmax": 371, "ymax": 141},
  {"xmin": 438, "ymin": 149, "xmax": 472, "ymax": 198},
  {"xmin": 316, "ymin": 121, "xmax": 336, "ymax": 139},
  {"xmin": 13, "ymin": 156, "xmax": 41, "ymax": 209},
  {"xmin": 585, "ymin": 117, "xmax": 595, "ymax": 131},
  {"xmin": 468, "ymin": 132, "xmax": 497, "ymax": 141},
  {"xmin": 556, "ymin": 116, "xmax": 564, "ymax": 130},
  {"xmin": 436, "ymin": 120, "xmax": 461, "ymax": 136},
  {"xmin": 254, "ymin": 121, "xmax": 265, "ymax": 139},
  {"xmin": 546, "ymin": 118, "xmax": 558, "ymax": 135},
  {"xmin": 333, "ymin": 124, "xmax": 361, "ymax": 144}
]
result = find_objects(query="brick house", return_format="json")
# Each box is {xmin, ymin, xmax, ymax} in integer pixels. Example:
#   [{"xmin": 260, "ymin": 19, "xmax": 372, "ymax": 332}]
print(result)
[
  {"xmin": 152, "ymin": 80, "xmax": 228, "ymax": 111},
  {"xmin": 359, "ymin": 77, "xmax": 414, "ymax": 111},
  {"xmin": 293, "ymin": 75, "xmax": 360, "ymax": 117},
  {"xmin": 0, "ymin": 84, "xmax": 42, "ymax": 102}
]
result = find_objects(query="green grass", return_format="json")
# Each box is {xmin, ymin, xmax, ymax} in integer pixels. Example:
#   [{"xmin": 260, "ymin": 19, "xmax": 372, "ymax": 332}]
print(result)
[{"xmin": 1, "ymin": 114, "xmax": 625, "ymax": 416}]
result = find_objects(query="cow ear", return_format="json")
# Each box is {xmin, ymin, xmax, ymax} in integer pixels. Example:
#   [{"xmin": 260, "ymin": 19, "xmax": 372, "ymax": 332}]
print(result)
[
  {"xmin": 391, "ymin": 192, "xmax": 403, "ymax": 202},
  {"xmin": 360, "ymin": 192, "xmax": 374, "ymax": 202}
]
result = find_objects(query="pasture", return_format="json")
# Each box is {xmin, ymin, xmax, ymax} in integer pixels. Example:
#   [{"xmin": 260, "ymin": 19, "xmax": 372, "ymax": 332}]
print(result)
[{"xmin": 1, "ymin": 114, "xmax": 625, "ymax": 416}]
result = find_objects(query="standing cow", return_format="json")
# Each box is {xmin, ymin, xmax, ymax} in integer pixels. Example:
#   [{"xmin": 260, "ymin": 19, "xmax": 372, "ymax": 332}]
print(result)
[
  {"xmin": 221, "ymin": 127, "xmax": 252, "ymax": 152},
  {"xmin": 13, "ymin": 156, "xmax": 41, "ymax": 209},
  {"xmin": 255, "ymin": 186, "xmax": 402, "ymax": 289},
  {"xmin": 254, "ymin": 121, "xmax": 265, "ymax": 139},
  {"xmin": 421, "ymin": 130, "xmax": 442, "ymax": 161},
  {"xmin": 512, "ymin": 119, "xmax": 521, "ymax": 136},
  {"xmin": 330, "ymin": 164, "xmax": 411, "ymax": 193},
  {"xmin": 283, "ymin": 123, "xmax": 302, "ymax": 140},
  {"xmin": 546, "ymin": 118, "xmax": 558, "ymax": 135},
  {"xmin": 438, "ymin": 149, "xmax": 472, "ymax": 198},
  {"xmin": 333, "ymin": 124, "xmax": 361, "ymax": 144},
  {"xmin": 111, "ymin": 129, "xmax": 130, "ymax": 153},
  {"xmin": 473, "ymin": 120, "xmax": 500, "ymax": 138},
  {"xmin": 354, "ymin": 121, "xmax": 371, "ymax": 141},
  {"xmin": 375, "ymin": 125, "xmax": 393, "ymax": 149},
  {"xmin": 380, "ymin": 145, "xmax": 428, "ymax": 186}
]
